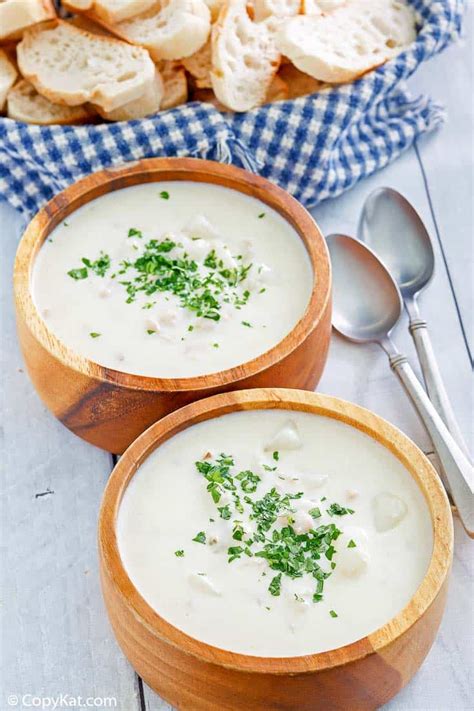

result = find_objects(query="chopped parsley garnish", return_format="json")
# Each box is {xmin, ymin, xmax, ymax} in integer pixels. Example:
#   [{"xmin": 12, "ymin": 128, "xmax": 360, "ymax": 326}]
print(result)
[
  {"xmin": 258, "ymin": 212, "xmax": 266, "ymax": 219},
  {"xmin": 329, "ymin": 610, "xmax": 338, "ymax": 618},
  {"xmin": 159, "ymin": 190, "xmax": 170, "ymax": 200},
  {"xmin": 68, "ymin": 234, "xmax": 254, "ymax": 322},
  {"xmin": 347, "ymin": 539, "xmax": 357, "ymax": 548},
  {"xmin": 242, "ymin": 321, "xmax": 252, "ymax": 328},
  {"xmin": 218, "ymin": 504, "xmax": 232, "ymax": 520},
  {"xmin": 272, "ymin": 451, "xmax": 279, "ymax": 462},
  {"xmin": 89, "ymin": 332, "xmax": 101, "ymax": 338},
  {"xmin": 146, "ymin": 329, "xmax": 155, "ymax": 335},
  {"xmin": 128, "ymin": 228, "xmax": 143, "ymax": 239},
  {"xmin": 174, "ymin": 549, "xmax": 185, "ymax": 557},
  {"xmin": 192, "ymin": 531, "xmax": 206, "ymax": 544},
  {"xmin": 236, "ymin": 469, "xmax": 261, "ymax": 493},
  {"xmin": 68, "ymin": 252, "xmax": 110, "ymax": 280},
  {"xmin": 327, "ymin": 503, "xmax": 355, "ymax": 517},
  {"xmin": 193, "ymin": 453, "xmax": 352, "ymax": 605},
  {"xmin": 68, "ymin": 267, "xmax": 88, "ymax": 280},
  {"xmin": 269, "ymin": 573, "xmax": 282, "ymax": 596}
]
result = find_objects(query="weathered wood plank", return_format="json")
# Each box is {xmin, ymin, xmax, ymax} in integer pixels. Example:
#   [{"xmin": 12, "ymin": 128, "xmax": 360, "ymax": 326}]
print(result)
[
  {"xmin": 409, "ymin": 4, "xmax": 474, "ymax": 357},
  {"xmin": 314, "ymin": 145, "xmax": 473, "ymax": 460},
  {"xmin": 0, "ymin": 202, "xmax": 140, "ymax": 711}
]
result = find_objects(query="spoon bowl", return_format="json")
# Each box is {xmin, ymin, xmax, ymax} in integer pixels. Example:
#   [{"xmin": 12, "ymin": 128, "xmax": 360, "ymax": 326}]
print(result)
[
  {"xmin": 326, "ymin": 233, "xmax": 403, "ymax": 344},
  {"xmin": 358, "ymin": 187, "xmax": 435, "ymax": 299}
]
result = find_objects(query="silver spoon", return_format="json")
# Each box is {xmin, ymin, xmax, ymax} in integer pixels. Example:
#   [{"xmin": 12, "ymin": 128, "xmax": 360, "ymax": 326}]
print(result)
[
  {"xmin": 358, "ymin": 187, "xmax": 470, "ymax": 459},
  {"xmin": 327, "ymin": 233, "xmax": 474, "ymax": 537}
]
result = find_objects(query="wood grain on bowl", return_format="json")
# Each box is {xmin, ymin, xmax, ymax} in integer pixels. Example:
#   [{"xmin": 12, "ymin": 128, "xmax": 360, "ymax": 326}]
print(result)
[
  {"xmin": 99, "ymin": 388, "xmax": 453, "ymax": 711},
  {"xmin": 14, "ymin": 158, "xmax": 331, "ymax": 453}
]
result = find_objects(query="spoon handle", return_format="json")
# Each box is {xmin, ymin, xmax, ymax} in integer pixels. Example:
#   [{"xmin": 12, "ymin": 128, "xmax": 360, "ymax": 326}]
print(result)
[
  {"xmin": 410, "ymin": 318, "xmax": 471, "ymax": 460},
  {"xmin": 389, "ymin": 353, "xmax": 474, "ymax": 538}
]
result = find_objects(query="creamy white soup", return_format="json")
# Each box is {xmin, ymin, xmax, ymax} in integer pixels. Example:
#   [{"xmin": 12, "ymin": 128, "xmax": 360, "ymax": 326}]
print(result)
[
  {"xmin": 117, "ymin": 409, "xmax": 433, "ymax": 657},
  {"xmin": 32, "ymin": 182, "xmax": 313, "ymax": 378}
]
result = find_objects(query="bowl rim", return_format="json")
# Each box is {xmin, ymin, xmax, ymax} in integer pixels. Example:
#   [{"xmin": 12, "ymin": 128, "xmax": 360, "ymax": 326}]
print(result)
[
  {"xmin": 14, "ymin": 157, "xmax": 330, "ymax": 392},
  {"xmin": 98, "ymin": 387, "xmax": 453, "ymax": 674}
]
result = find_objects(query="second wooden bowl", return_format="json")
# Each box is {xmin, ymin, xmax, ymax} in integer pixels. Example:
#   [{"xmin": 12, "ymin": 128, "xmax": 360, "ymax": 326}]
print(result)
[
  {"xmin": 99, "ymin": 388, "xmax": 453, "ymax": 711},
  {"xmin": 14, "ymin": 158, "xmax": 331, "ymax": 453}
]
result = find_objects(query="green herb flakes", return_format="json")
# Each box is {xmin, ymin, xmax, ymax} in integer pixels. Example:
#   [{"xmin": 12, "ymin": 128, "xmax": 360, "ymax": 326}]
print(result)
[
  {"xmin": 347, "ymin": 539, "xmax": 357, "ymax": 548},
  {"xmin": 327, "ymin": 503, "xmax": 355, "ymax": 517},
  {"xmin": 89, "ymin": 332, "xmax": 101, "ymax": 338},
  {"xmin": 269, "ymin": 573, "xmax": 282, "ymax": 596},
  {"xmin": 329, "ymin": 610, "xmax": 338, "ymax": 618},
  {"xmin": 159, "ymin": 191, "xmax": 170, "ymax": 200},
  {"xmin": 192, "ymin": 531, "xmax": 206, "ymax": 544},
  {"xmin": 174, "ymin": 550, "xmax": 184, "ymax": 557}
]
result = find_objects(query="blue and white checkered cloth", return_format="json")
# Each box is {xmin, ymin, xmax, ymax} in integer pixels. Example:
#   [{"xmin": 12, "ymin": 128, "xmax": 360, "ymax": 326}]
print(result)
[{"xmin": 0, "ymin": 0, "xmax": 463, "ymax": 217}]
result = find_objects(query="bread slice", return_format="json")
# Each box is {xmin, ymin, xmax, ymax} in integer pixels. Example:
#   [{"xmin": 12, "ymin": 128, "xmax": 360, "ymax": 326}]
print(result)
[
  {"xmin": 67, "ymin": 14, "xmax": 113, "ymax": 36},
  {"xmin": 302, "ymin": 0, "xmax": 345, "ymax": 13},
  {"xmin": 95, "ymin": 68, "xmax": 164, "ymax": 120},
  {"xmin": 278, "ymin": 63, "xmax": 324, "ymax": 98},
  {"xmin": 7, "ymin": 78, "xmax": 96, "ymax": 124},
  {"xmin": 0, "ymin": 0, "xmax": 57, "ymax": 42},
  {"xmin": 211, "ymin": 0, "xmax": 281, "ymax": 112},
  {"xmin": 89, "ymin": 0, "xmax": 212, "ymax": 61},
  {"xmin": 278, "ymin": 0, "xmax": 417, "ymax": 83},
  {"xmin": 159, "ymin": 61, "xmax": 188, "ymax": 109},
  {"xmin": 17, "ymin": 21, "xmax": 156, "ymax": 111},
  {"xmin": 265, "ymin": 73, "xmax": 289, "ymax": 102},
  {"xmin": 0, "ymin": 48, "xmax": 18, "ymax": 112},
  {"xmin": 192, "ymin": 73, "xmax": 288, "ymax": 111},
  {"xmin": 62, "ymin": 0, "xmax": 157, "ymax": 24},
  {"xmin": 182, "ymin": 38, "xmax": 212, "ymax": 88},
  {"xmin": 204, "ymin": 0, "xmax": 227, "ymax": 22},
  {"xmin": 253, "ymin": 0, "xmax": 301, "ymax": 22}
]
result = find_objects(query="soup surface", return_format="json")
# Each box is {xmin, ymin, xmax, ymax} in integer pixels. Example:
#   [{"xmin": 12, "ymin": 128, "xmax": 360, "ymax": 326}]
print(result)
[
  {"xmin": 117, "ymin": 409, "xmax": 433, "ymax": 657},
  {"xmin": 32, "ymin": 182, "xmax": 313, "ymax": 377}
]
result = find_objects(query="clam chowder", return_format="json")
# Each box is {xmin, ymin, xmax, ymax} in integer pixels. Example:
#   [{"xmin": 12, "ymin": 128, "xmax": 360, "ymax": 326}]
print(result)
[
  {"xmin": 32, "ymin": 182, "xmax": 313, "ymax": 377},
  {"xmin": 117, "ymin": 409, "xmax": 433, "ymax": 657}
]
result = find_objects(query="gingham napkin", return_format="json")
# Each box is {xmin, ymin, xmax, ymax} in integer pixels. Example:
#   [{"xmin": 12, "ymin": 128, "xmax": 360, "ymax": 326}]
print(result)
[{"xmin": 0, "ymin": 0, "xmax": 463, "ymax": 217}]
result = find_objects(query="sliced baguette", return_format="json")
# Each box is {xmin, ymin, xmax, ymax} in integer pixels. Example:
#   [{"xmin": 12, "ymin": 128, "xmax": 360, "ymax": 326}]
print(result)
[
  {"xmin": 204, "ymin": 0, "xmax": 227, "ymax": 22},
  {"xmin": 278, "ymin": 63, "xmax": 324, "ymax": 98},
  {"xmin": 253, "ymin": 0, "xmax": 301, "ymax": 22},
  {"xmin": 211, "ymin": 0, "xmax": 281, "ymax": 112},
  {"xmin": 7, "ymin": 78, "xmax": 96, "ymax": 124},
  {"xmin": 182, "ymin": 38, "xmax": 212, "ymax": 88},
  {"xmin": 62, "ymin": 0, "xmax": 157, "ymax": 24},
  {"xmin": 67, "ymin": 14, "xmax": 113, "ymax": 36},
  {"xmin": 89, "ymin": 0, "xmax": 212, "ymax": 61},
  {"xmin": 159, "ymin": 61, "xmax": 188, "ymax": 109},
  {"xmin": 278, "ymin": 0, "xmax": 416, "ymax": 83},
  {"xmin": 302, "ymin": 0, "xmax": 345, "ymax": 14},
  {"xmin": 94, "ymin": 68, "xmax": 164, "ymax": 120},
  {"xmin": 192, "ymin": 73, "xmax": 288, "ymax": 111},
  {"xmin": 0, "ymin": 0, "xmax": 57, "ymax": 43},
  {"xmin": 0, "ymin": 48, "xmax": 17, "ymax": 112},
  {"xmin": 17, "ymin": 21, "xmax": 156, "ymax": 112}
]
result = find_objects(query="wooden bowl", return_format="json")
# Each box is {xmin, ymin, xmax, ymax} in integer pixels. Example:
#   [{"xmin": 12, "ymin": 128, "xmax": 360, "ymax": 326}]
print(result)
[
  {"xmin": 99, "ymin": 388, "xmax": 453, "ymax": 711},
  {"xmin": 14, "ymin": 158, "xmax": 331, "ymax": 453}
]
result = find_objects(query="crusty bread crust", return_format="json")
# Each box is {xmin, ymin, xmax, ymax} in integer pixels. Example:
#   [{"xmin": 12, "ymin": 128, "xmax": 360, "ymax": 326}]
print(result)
[
  {"xmin": 182, "ymin": 39, "xmax": 212, "ymax": 88},
  {"xmin": 94, "ymin": 68, "xmax": 164, "ymax": 120},
  {"xmin": 62, "ymin": 0, "xmax": 157, "ymax": 24},
  {"xmin": 82, "ymin": 0, "xmax": 211, "ymax": 61},
  {"xmin": 211, "ymin": 0, "xmax": 281, "ymax": 112},
  {"xmin": 17, "ymin": 20, "xmax": 156, "ymax": 111},
  {"xmin": 0, "ymin": 0, "xmax": 57, "ymax": 43},
  {"xmin": 278, "ymin": 0, "xmax": 416, "ymax": 83},
  {"xmin": 0, "ymin": 48, "xmax": 18, "ymax": 112},
  {"xmin": 7, "ymin": 79, "xmax": 96, "ymax": 124},
  {"xmin": 159, "ymin": 61, "xmax": 189, "ymax": 109}
]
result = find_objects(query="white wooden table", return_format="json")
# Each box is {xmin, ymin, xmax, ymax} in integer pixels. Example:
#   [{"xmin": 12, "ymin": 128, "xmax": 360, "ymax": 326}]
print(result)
[{"xmin": 2, "ymin": 12, "xmax": 472, "ymax": 710}]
